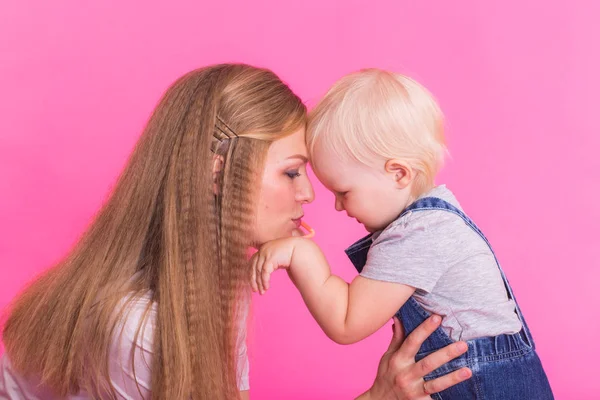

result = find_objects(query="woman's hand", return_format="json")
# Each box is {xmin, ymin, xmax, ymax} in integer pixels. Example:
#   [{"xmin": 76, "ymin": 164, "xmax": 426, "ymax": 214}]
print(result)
[{"xmin": 358, "ymin": 316, "xmax": 472, "ymax": 400}]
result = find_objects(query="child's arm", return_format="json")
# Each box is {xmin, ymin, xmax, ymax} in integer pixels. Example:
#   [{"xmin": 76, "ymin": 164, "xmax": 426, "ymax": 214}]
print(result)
[{"xmin": 251, "ymin": 237, "xmax": 415, "ymax": 344}]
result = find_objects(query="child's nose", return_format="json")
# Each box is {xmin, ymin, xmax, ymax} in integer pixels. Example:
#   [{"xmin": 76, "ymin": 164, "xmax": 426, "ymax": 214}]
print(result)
[{"xmin": 335, "ymin": 197, "xmax": 344, "ymax": 212}]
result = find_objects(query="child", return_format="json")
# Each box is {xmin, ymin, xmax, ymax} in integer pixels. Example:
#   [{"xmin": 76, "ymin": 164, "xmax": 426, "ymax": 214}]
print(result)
[{"xmin": 251, "ymin": 69, "xmax": 554, "ymax": 399}]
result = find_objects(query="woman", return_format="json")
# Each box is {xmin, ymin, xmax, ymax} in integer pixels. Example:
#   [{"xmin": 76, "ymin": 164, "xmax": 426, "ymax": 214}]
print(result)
[{"xmin": 1, "ymin": 64, "xmax": 471, "ymax": 399}]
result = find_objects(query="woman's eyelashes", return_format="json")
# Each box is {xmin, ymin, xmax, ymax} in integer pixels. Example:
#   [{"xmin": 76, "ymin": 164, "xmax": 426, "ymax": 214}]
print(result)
[{"xmin": 285, "ymin": 170, "xmax": 301, "ymax": 179}]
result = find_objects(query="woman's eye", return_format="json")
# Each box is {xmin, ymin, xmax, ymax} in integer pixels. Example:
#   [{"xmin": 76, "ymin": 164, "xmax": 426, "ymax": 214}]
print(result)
[{"xmin": 285, "ymin": 171, "xmax": 301, "ymax": 179}]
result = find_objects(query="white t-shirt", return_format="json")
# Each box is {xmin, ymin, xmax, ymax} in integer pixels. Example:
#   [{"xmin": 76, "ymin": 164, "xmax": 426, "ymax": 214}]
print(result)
[{"xmin": 0, "ymin": 292, "xmax": 250, "ymax": 399}]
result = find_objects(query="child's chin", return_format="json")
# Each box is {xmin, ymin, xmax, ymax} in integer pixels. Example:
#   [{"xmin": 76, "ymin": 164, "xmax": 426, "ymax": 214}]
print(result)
[{"xmin": 363, "ymin": 224, "xmax": 381, "ymax": 233}]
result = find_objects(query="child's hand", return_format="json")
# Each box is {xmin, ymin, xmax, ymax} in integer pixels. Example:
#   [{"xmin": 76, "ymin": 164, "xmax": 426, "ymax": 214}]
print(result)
[{"xmin": 251, "ymin": 237, "xmax": 299, "ymax": 295}]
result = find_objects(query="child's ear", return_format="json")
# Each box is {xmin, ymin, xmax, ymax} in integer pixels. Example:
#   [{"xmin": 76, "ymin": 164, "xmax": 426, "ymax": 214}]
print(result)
[{"xmin": 384, "ymin": 159, "xmax": 412, "ymax": 189}]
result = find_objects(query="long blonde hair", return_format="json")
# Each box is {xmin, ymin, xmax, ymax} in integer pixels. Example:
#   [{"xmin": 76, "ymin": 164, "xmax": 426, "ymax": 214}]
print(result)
[{"xmin": 2, "ymin": 64, "xmax": 306, "ymax": 399}]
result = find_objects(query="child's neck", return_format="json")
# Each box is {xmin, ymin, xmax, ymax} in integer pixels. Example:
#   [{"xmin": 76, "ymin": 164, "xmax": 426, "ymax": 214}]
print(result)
[{"xmin": 404, "ymin": 184, "xmax": 438, "ymax": 210}]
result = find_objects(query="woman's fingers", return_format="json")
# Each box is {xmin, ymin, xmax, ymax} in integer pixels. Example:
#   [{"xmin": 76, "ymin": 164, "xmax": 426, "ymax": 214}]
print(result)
[
  {"xmin": 423, "ymin": 367, "xmax": 472, "ymax": 395},
  {"xmin": 415, "ymin": 341, "xmax": 468, "ymax": 378},
  {"xmin": 386, "ymin": 316, "xmax": 406, "ymax": 353},
  {"xmin": 394, "ymin": 315, "xmax": 442, "ymax": 362}
]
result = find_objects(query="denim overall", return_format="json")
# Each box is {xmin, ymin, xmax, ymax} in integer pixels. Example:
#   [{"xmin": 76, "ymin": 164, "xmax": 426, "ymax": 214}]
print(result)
[{"xmin": 346, "ymin": 197, "xmax": 554, "ymax": 399}]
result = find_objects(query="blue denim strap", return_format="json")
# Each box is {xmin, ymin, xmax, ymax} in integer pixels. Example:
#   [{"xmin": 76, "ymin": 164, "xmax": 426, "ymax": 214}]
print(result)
[{"xmin": 402, "ymin": 197, "xmax": 535, "ymax": 348}]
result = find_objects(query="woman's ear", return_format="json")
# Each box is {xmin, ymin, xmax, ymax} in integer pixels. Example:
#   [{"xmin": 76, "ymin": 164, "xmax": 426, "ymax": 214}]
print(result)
[
  {"xmin": 212, "ymin": 154, "xmax": 225, "ymax": 194},
  {"xmin": 384, "ymin": 159, "xmax": 413, "ymax": 189}
]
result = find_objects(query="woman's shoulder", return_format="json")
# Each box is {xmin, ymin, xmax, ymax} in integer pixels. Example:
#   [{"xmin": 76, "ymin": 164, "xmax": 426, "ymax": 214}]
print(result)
[
  {"xmin": 105, "ymin": 291, "xmax": 156, "ymax": 398},
  {"xmin": 112, "ymin": 291, "xmax": 157, "ymax": 353}
]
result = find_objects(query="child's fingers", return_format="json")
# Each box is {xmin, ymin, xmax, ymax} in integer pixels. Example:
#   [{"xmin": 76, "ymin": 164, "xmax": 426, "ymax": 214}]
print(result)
[
  {"xmin": 261, "ymin": 261, "xmax": 273, "ymax": 293},
  {"xmin": 250, "ymin": 256, "xmax": 259, "ymax": 292},
  {"xmin": 252, "ymin": 255, "xmax": 262, "ymax": 293},
  {"xmin": 264, "ymin": 262, "xmax": 275, "ymax": 291},
  {"xmin": 256, "ymin": 255, "xmax": 264, "ymax": 294}
]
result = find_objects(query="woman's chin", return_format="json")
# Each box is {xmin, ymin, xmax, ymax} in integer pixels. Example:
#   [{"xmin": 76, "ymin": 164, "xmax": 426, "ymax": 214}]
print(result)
[
  {"xmin": 250, "ymin": 228, "xmax": 296, "ymax": 249},
  {"xmin": 290, "ymin": 227, "xmax": 304, "ymax": 237}
]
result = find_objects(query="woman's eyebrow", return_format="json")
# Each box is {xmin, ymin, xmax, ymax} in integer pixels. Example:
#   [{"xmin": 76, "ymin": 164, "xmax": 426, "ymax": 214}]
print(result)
[{"xmin": 286, "ymin": 154, "xmax": 308, "ymax": 162}]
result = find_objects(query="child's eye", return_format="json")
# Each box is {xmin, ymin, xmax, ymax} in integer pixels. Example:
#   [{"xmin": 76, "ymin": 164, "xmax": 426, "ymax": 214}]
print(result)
[{"xmin": 285, "ymin": 170, "xmax": 301, "ymax": 179}]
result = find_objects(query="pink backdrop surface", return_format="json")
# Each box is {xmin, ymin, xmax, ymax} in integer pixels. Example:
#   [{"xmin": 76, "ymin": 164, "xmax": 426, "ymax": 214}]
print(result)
[{"xmin": 1, "ymin": 1, "xmax": 598, "ymax": 398}]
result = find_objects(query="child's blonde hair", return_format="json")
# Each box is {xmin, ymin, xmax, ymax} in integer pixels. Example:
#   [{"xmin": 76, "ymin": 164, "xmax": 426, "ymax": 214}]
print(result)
[{"xmin": 308, "ymin": 68, "xmax": 446, "ymax": 196}]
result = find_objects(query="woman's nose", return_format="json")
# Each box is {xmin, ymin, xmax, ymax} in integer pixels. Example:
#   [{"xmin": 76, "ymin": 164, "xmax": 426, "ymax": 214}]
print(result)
[{"xmin": 296, "ymin": 176, "xmax": 315, "ymax": 204}]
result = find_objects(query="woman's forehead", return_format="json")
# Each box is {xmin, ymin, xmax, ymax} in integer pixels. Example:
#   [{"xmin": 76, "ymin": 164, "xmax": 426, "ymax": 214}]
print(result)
[{"xmin": 268, "ymin": 128, "xmax": 308, "ymax": 160}]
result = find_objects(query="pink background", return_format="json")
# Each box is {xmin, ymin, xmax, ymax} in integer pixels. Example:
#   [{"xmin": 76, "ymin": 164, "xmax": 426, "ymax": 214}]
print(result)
[{"xmin": 1, "ymin": 1, "xmax": 598, "ymax": 398}]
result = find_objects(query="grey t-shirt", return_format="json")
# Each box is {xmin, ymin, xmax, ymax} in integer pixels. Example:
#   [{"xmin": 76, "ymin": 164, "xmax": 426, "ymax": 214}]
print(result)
[{"xmin": 362, "ymin": 185, "xmax": 522, "ymax": 341}]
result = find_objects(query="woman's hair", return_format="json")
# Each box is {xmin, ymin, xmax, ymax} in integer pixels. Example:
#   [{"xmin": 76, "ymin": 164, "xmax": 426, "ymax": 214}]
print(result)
[
  {"xmin": 2, "ymin": 64, "xmax": 306, "ymax": 399},
  {"xmin": 307, "ymin": 68, "xmax": 446, "ymax": 196}
]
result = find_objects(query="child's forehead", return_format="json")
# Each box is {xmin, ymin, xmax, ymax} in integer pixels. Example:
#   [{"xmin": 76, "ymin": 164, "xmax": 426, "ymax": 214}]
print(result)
[
  {"xmin": 311, "ymin": 163, "xmax": 346, "ymax": 190},
  {"xmin": 311, "ymin": 140, "xmax": 380, "ymax": 167},
  {"xmin": 311, "ymin": 149, "xmax": 375, "ymax": 185},
  {"xmin": 309, "ymin": 143, "xmax": 344, "ymax": 168}
]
